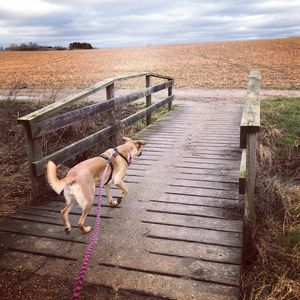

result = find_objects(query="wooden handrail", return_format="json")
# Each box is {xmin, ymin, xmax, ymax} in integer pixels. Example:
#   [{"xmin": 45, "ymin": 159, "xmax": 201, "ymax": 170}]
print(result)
[
  {"xmin": 18, "ymin": 72, "xmax": 174, "ymax": 196},
  {"xmin": 18, "ymin": 72, "xmax": 172, "ymax": 124},
  {"xmin": 30, "ymin": 80, "xmax": 174, "ymax": 138},
  {"xmin": 239, "ymin": 69, "xmax": 261, "ymax": 228}
]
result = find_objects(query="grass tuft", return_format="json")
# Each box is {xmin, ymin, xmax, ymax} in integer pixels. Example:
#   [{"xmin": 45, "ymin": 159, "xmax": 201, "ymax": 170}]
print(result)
[{"xmin": 242, "ymin": 96, "xmax": 300, "ymax": 300}]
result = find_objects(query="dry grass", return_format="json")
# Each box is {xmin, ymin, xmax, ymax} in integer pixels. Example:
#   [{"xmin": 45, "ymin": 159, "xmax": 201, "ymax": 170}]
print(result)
[
  {"xmin": 242, "ymin": 97, "xmax": 300, "ymax": 300},
  {"xmin": 0, "ymin": 37, "xmax": 299, "ymax": 90}
]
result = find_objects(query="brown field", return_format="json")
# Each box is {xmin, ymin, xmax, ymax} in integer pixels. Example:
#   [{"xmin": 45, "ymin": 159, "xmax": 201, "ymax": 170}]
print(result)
[{"xmin": 0, "ymin": 37, "xmax": 300, "ymax": 90}]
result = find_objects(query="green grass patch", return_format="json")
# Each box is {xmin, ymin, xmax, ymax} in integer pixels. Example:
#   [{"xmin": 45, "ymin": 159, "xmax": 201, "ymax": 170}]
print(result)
[{"xmin": 261, "ymin": 96, "xmax": 300, "ymax": 154}]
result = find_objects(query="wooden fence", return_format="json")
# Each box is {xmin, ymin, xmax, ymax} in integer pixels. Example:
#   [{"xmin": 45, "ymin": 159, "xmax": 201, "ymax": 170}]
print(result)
[
  {"xmin": 18, "ymin": 72, "xmax": 174, "ymax": 196},
  {"xmin": 239, "ymin": 69, "xmax": 261, "ymax": 244}
]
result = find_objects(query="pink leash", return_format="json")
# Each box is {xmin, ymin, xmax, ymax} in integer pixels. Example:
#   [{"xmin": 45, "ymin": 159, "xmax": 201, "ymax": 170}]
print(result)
[{"xmin": 71, "ymin": 163, "xmax": 109, "ymax": 300}]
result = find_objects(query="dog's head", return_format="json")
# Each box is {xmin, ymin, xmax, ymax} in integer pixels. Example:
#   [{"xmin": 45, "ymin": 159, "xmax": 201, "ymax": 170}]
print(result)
[{"xmin": 122, "ymin": 136, "xmax": 147, "ymax": 157}]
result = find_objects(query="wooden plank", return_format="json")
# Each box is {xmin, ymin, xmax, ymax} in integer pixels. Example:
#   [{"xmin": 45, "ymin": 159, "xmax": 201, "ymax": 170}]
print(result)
[
  {"xmin": 17, "ymin": 72, "xmax": 149, "ymax": 123},
  {"xmin": 165, "ymin": 187, "xmax": 241, "ymax": 201},
  {"xmin": 182, "ymin": 158, "xmax": 240, "ymax": 166},
  {"xmin": 157, "ymin": 193, "xmax": 242, "ymax": 208},
  {"xmin": 145, "ymin": 223, "xmax": 242, "ymax": 248},
  {"xmin": 18, "ymin": 72, "xmax": 174, "ymax": 124},
  {"xmin": 8, "ymin": 209, "xmax": 111, "ymax": 228},
  {"xmin": 174, "ymin": 163, "xmax": 238, "ymax": 171},
  {"xmin": 96, "ymin": 252, "xmax": 241, "ymax": 287},
  {"xmin": 176, "ymin": 169, "xmax": 239, "ymax": 178},
  {"xmin": 145, "ymin": 202, "xmax": 242, "ymax": 220},
  {"xmin": 171, "ymin": 179, "xmax": 239, "ymax": 191},
  {"xmin": 142, "ymin": 211, "xmax": 243, "ymax": 233},
  {"xmin": 173, "ymin": 173, "xmax": 239, "ymax": 183},
  {"xmin": 181, "ymin": 159, "xmax": 240, "ymax": 168},
  {"xmin": 0, "ymin": 231, "xmax": 85, "ymax": 260},
  {"xmin": 0, "ymin": 218, "xmax": 90, "ymax": 244},
  {"xmin": 26, "ymin": 254, "xmax": 240, "ymax": 300},
  {"xmin": 31, "ymin": 80, "xmax": 174, "ymax": 138},
  {"xmin": 145, "ymin": 238, "xmax": 241, "ymax": 265},
  {"xmin": 239, "ymin": 149, "xmax": 246, "ymax": 194}
]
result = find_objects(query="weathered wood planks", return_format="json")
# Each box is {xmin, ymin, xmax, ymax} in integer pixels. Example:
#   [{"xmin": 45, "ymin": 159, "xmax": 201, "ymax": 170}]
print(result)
[{"xmin": 0, "ymin": 97, "xmax": 244, "ymax": 299}]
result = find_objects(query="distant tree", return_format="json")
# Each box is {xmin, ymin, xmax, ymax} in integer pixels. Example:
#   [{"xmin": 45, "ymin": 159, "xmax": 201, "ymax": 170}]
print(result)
[
  {"xmin": 7, "ymin": 43, "xmax": 19, "ymax": 51},
  {"xmin": 55, "ymin": 46, "xmax": 67, "ymax": 51},
  {"xmin": 5, "ymin": 42, "xmax": 67, "ymax": 51},
  {"xmin": 19, "ymin": 43, "xmax": 29, "ymax": 51},
  {"xmin": 0, "ymin": 46, "xmax": 4, "ymax": 51},
  {"xmin": 28, "ymin": 42, "xmax": 39, "ymax": 50},
  {"xmin": 69, "ymin": 42, "xmax": 93, "ymax": 50}
]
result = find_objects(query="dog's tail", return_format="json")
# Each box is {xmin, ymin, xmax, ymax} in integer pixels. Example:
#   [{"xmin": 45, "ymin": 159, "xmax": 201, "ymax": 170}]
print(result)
[{"xmin": 46, "ymin": 161, "xmax": 67, "ymax": 195}]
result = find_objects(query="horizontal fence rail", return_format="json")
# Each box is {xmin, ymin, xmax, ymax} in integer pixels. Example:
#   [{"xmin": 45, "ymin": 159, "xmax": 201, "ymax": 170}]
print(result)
[
  {"xmin": 239, "ymin": 69, "xmax": 261, "ymax": 252},
  {"xmin": 18, "ymin": 72, "xmax": 174, "ymax": 196}
]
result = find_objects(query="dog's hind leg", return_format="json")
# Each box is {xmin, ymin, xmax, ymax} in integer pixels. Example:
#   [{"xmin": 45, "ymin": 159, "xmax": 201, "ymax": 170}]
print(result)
[
  {"xmin": 61, "ymin": 189, "xmax": 75, "ymax": 232},
  {"xmin": 78, "ymin": 203, "xmax": 93, "ymax": 234},
  {"xmin": 75, "ymin": 183, "xmax": 94, "ymax": 234}
]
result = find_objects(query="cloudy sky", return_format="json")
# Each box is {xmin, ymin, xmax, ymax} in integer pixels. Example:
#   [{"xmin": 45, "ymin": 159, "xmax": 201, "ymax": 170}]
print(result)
[{"xmin": 0, "ymin": 0, "xmax": 299, "ymax": 48}]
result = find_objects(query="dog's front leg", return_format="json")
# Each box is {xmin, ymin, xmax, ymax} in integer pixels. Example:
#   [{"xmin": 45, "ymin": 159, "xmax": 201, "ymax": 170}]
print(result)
[
  {"xmin": 105, "ymin": 184, "xmax": 118, "ymax": 207},
  {"xmin": 114, "ymin": 178, "xmax": 129, "ymax": 205}
]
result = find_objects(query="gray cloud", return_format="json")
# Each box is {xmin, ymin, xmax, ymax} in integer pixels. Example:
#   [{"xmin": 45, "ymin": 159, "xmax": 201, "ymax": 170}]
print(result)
[{"xmin": 0, "ymin": 0, "xmax": 299, "ymax": 48}]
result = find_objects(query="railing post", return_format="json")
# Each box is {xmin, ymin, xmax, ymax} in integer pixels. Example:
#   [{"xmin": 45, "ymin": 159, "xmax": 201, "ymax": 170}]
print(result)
[
  {"xmin": 146, "ymin": 75, "xmax": 152, "ymax": 125},
  {"xmin": 245, "ymin": 132, "xmax": 257, "ymax": 226},
  {"xmin": 240, "ymin": 69, "xmax": 261, "ymax": 258},
  {"xmin": 168, "ymin": 79, "xmax": 173, "ymax": 111},
  {"xmin": 106, "ymin": 83, "xmax": 117, "ymax": 146},
  {"xmin": 21, "ymin": 121, "xmax": 45, "ymax": 197}
]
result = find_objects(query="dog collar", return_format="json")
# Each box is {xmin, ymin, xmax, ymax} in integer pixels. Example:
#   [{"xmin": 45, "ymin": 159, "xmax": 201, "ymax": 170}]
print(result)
[
  {"xmin": 123, "ymin": 144, "xmax": 132, "ymax": 166},
  {"xmin": 113, "ymin": 147, "xmax": 131, "ymax": 166}
]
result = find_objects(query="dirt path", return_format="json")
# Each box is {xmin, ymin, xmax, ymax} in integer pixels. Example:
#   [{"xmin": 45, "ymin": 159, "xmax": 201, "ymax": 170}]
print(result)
[{"xmin": 1, "ymin": 87, "xmax": 300, "ymax": 104}]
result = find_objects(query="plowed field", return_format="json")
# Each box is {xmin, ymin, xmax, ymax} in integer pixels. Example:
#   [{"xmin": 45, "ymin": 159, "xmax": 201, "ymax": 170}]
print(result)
[{"xmin": 0, "ymin": 37, "xmax": 299, "ymax": 89}]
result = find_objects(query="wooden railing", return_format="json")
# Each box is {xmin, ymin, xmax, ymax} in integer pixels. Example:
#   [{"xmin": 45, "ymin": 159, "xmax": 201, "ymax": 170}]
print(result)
[
  {"xmin": 18, "ymin": 72, "xmax": 174, "ymax": 196},
  {"xmin": 239, "ymin": 70, "xmax": 261, "ymax": 232}
]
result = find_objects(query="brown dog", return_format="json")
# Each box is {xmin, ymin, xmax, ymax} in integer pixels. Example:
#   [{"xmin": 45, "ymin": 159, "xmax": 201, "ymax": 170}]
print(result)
[{"xmin": 46, "ymin": 137, "xmax": 146, "ymax": 233}]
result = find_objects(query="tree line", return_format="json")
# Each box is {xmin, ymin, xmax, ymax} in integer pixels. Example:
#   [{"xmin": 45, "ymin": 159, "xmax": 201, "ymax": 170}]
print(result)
[{"xmin": 1, "ymin": 42, "xmax": 94, "ymax": 51}]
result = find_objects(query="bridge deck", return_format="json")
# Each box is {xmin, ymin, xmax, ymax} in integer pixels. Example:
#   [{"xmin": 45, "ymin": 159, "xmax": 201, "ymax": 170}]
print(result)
[{"xmin": 0, "ymin": 98, "xmax": 243, "ymax": 299}]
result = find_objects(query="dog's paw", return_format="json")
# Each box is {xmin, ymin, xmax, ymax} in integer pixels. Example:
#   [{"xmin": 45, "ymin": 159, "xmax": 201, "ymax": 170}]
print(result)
[
  {"xmin": 79, "ymin": 225, "xmax": 92, "ymax": 233},
  {"xmin": 110, "ymin": 199, "xmax": 121, "ymax": 207},
  {"xmin": 65, "ymin": 227, "xmax": 71, "ymax": 234},
  {"xmin": 83, "ymin": 226, "xmax": 92, "ymax": 234}
]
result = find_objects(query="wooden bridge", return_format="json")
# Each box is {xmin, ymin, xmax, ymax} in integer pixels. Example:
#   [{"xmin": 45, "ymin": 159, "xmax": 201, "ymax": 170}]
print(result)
[{"xmin": 0, "ymin": 71, "xmax": 261, "ymax": 299}]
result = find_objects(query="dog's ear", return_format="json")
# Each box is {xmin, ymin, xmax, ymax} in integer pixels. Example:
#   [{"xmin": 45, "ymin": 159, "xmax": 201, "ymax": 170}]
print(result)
[
  {"xmin": 122, "ymin": 136, "xmax": 132, "ymax": 142},
  {"xmin": 136, "ymin": 140, "xmax": 147, "ymax": 145}
]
